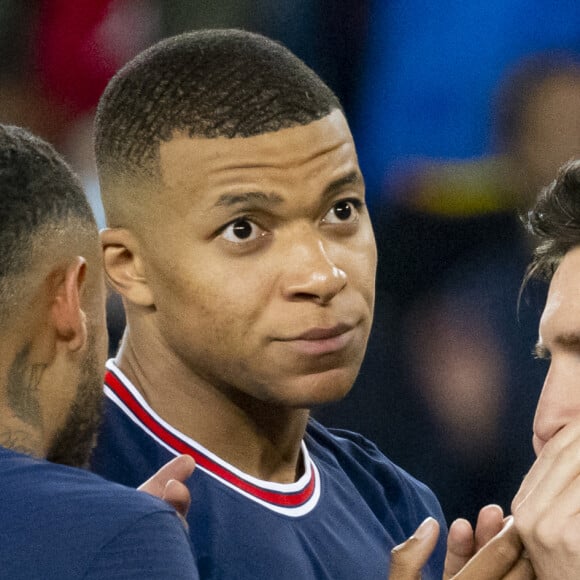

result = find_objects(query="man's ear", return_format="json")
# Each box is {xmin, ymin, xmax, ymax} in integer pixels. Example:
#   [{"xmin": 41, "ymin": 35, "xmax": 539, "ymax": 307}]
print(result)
[
  {"xmin": 50, "ymin": 256, "xmax": 88, "ymax": 352},
  {"xmin": 101, "ymin": 228, "xmax": 154, "ymax": 307}
]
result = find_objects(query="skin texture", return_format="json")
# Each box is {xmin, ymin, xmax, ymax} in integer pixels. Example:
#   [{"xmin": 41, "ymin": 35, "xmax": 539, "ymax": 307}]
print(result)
[
  {"xmin": 510, "ymin": 246, "xmax": 580, "ymax": 579},
  {"xmin": 103, "ymin": 110, "xmax": 377, "ymax": 482}
]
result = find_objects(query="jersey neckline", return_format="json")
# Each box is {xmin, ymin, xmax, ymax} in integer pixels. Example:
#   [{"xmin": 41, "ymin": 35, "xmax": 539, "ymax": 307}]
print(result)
[{"xmin": 103, "ymin": 360, "xmax": 321, "ymax": 517}]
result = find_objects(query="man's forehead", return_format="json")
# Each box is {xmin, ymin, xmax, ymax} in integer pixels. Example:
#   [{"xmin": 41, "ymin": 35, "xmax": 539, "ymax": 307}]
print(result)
[
  {"xmin": 158, "ymin": 111, "xmax": 355, "ymax": 182},
  {"xmin": 551, "ymin": 247, "xmax": 580, "ymax": 293},
  {"xmin": 542, "ymin": 246, "xmax": 580, "ymax": 331}
]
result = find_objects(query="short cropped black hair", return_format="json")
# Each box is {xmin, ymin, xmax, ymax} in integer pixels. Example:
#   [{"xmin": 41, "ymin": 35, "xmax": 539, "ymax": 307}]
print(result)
[
  {"xmin": 95, "ymin": 29, "xmax": 342, "ymax": 181},
  {"xmin": 525, "ymin": 159, "xmax": 580, "ymax": 283},
  {"xmin": 0, "ymin": 125, "xmax": 96, "ymax": 311}
]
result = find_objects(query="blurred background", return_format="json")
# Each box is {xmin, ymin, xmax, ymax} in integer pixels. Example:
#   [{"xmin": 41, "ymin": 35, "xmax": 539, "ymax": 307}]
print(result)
[{"xmin": 2, "ymin": 0, "xmax": 578, "ymax": 525}]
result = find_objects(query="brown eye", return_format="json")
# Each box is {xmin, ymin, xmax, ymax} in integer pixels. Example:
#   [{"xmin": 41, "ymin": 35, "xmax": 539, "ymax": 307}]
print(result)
[
  {"xmin": 322, "ymin": 199, "xmax": 361, "ymax": 225},
  {"xmin": 220, "ymin": 217, "xmax": 265, "ymax": 244},
  {"xmin": 334, "ymin": 200, "xmax": 352, "ymax": 221},
  {"xmin": 232, "ymin": 219, "xmax": 253, "ymax": 239}
]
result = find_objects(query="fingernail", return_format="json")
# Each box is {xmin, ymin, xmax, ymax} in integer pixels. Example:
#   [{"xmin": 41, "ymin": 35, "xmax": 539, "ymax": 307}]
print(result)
[{"xmin": 414, "ymin": 517, "xmax": 437, "ymax": 539}]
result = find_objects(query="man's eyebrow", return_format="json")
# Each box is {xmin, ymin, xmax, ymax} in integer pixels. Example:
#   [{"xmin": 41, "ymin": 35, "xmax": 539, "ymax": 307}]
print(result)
[
  {"xmin": 213, "ymin": 191, "xmax": 284, "ymax": 208},
  {"xmin": 556, "ymin": 332, "xmax": 580, "ymax": 347},
  {"xmin": 212, "ymin": 171, "xmax": 363, "ymax": 209},
  {"xmin": 323, "ymin": 171, "xmax": 364, "ymax": 197}
]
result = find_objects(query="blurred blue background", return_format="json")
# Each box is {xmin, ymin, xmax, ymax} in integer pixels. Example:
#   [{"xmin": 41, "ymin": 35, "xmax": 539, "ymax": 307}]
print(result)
[{"xmin": 353, "ymin": 0, "xmax": 580, "ymax": 205}]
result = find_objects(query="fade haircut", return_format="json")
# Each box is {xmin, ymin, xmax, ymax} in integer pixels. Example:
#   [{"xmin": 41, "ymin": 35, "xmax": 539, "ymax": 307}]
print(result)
[
  {"xmin": 0, "ymin": 125, "xmax": 97, "ymax": 323},
  {"xmin": 94, "ymin": 28, "xmax": 342, "ymax": 186},
  {"xmin": 525, "ymin": 159, "xmax": 580, "ymax": 284}
]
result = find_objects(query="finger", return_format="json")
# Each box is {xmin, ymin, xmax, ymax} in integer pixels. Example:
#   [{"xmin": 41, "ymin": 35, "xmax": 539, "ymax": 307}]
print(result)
[
  {"xmin": 514, "ymin": 474, "xmax": 580, "ymax": 566},
  {"xmin": 524, "ymin": 471, "xmax": 580, "ymax": 531},
  {"xmin": 163, "ymin": 478, "xmax": 192, "ymax": 520},
  {"xmin": 444, "ymin": 519, "xmax": 474, "ymax": 580},
  {"xmin": 474, "ymin": 504, "xmax": 504, "ymax": 550},
  {"xmin": 389, "ymin": 517, "xmax": 440, "ymax": 580},
  {"xmin": 513, "ymin": 435, "xmax": 580, "ymax": 531},
  {"xmin": 513, "ymin": 420, "xmax": 580, "ymax": 511},
  {"xmin": 452, "ymin": 517, "xmax": 524, "ymax": 579},
  {"xmin": 499, "ymin": 556, "xmax": 535, "ymax": 580},
  {"xmin": 163, "ymin": 479, "xmax": 191, "ymax": 528},
  {"xmin": 137, "ymin": 454, "xmax": 196, "ymax": 497}
]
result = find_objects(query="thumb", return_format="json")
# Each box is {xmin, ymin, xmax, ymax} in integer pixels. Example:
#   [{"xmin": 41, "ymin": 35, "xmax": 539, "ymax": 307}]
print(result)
[
  {"xmin": 162, "ymin": 478, "xmax": 192, "ymax": 521},
  {"xmin": 389, "ymin": 517, "xmax": 440, "ymax": 580},
  {"xmin": 138, "ymin": 454, "xmax": 196, "ymax": 497}
]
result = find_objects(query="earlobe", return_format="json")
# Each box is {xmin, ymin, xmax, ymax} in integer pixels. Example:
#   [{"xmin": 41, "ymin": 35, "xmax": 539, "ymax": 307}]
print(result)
[
  {"xmin": 101, "ymin": 228, "xmax": 154, "ymax": 307},
  {"xmin": 51, "ymin": 257, "xmax": 88, "ymax": 352}
]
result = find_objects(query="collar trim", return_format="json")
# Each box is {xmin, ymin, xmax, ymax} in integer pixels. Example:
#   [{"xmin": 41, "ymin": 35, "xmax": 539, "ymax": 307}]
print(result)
[{"xmin": 103, "ymin": 360, "xmax": 320, "ymax": 516}]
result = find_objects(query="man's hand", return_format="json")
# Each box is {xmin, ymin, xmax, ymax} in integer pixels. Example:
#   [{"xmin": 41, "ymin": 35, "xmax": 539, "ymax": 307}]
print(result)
[
  {"xmin": 512, "ymin": 419, "xmax": 580, "ymax": 579},
  {"xmin": 388, "ymin": 517, "xmax": 440, "ymax": 580},
  {"xmin": 445, "ymin": 504, "xmax": 505, "ymax": 577},
  {"xmin": 137, "ymin": 454, "xmax": 196, "ymax": 520},
  {"xmin": 388, "ymin": 515, "xmax": 534, "ymax": 579}
]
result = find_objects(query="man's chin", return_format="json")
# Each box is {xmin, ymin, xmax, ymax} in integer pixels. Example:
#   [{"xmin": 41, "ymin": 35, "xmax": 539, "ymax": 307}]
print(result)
[{"xmin": 284, "ymin": 368, "xmax": 358, "ymax": 409}]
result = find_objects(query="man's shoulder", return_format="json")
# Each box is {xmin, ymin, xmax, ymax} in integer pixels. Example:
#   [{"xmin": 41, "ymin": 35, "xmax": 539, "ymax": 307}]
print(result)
[
  {"xmin": 306, "ymin": 418, "xmax": 444, "ymax": 509},
  {"xmin": 0, "ymin": 446, "xmax": 169, "ymax": 517},
  {"xmin": 306, "ymin": 417, "xmax": 400, "ymax": 468},
  {"xmin": 0, "ymin": 448, "xmax": 195, "ymax": 579}
]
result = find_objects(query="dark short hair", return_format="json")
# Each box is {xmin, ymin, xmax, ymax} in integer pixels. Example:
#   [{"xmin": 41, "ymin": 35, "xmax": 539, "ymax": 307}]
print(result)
[
  {"xmin": 525, "ymin": 159, "xmax": 580, "ymax": 283},
  {"xmin": 95, "ymin": 29, "xmax": 342, "ymax": 182},
  {"xmin": 0, "ymin": 125, "xmax": 96, "ymax": 316}
]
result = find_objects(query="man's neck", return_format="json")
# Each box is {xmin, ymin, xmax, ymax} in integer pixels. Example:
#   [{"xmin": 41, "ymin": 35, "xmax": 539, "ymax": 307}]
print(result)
[
  {"xmin": 0, "ymin": 417, "xmax": 43, "ymax": 458},
  {"xmin": 0, "ymin": 349, "xmax": 45, "ymax": 459},
  {"xmin": 113, "ymin": 337, "xmax": 310, "ymax": 483}
]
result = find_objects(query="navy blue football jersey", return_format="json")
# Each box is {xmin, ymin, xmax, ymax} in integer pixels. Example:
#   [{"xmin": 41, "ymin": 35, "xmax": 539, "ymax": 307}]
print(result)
[
  {"xmin": 91, "ymin": 360, "xmax": 447, "ymax": 579},
  {"xmin": 0, "ymin": 446, "xmax": 196, "ymax": 579}
]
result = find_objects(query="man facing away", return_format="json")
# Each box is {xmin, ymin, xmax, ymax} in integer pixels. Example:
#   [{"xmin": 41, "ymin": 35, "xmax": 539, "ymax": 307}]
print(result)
[
  {"xmin": 0, "ymin": 124, "xmax": 197, "ymax": 579},
  {"xmin": 88, "ymin": 29, "xmax": 449, "ymax": 578}
]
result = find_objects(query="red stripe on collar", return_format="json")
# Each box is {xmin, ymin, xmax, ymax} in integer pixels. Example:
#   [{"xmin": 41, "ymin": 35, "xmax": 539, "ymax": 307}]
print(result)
[{"xmin": 104, "ymin": 368, "xmax": 317, "ymax": 508}]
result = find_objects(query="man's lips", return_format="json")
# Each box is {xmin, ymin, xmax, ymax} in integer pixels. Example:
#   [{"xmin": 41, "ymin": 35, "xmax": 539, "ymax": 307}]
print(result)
[{"xmin": 278, "ymin": 323, "xmax": 356, "ymax": 356}]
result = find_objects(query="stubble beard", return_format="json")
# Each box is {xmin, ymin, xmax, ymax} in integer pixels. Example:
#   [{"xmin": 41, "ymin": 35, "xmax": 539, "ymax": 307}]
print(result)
[{"xmin": 46, "ymin": 331, "xmax": 104, "ymax": 469}]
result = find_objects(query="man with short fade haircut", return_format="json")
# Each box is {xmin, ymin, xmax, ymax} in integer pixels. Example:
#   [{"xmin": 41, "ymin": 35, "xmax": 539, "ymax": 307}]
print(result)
[
  {"xmin": 90, "ymin": 29, "xmax": 532, "ymax": 579},
  {"xmin": 0, "ymin": 124, "xmax": 197, "ymax": 579},
  {"xmin": 89, "ymin": 28, "xmax": 446, "ymax": 578}
]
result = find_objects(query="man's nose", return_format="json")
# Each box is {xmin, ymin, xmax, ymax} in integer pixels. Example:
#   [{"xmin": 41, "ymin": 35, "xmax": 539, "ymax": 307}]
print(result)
[
  {"xmin": 532, "ymin": 361, "xmax": 580, "ymax": 455},
  {"xmin": 280, "ymin": 233, "xmax": 347, "ymax": 305}
]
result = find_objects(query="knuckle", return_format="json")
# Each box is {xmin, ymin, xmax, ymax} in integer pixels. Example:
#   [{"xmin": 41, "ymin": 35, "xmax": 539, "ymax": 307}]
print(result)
[
  {"xmin": 532, "ymin": 518, "xmax": 559, "ymax": 549},
  {"xmin": 512, "ymin": 509, "xmax": 532, "ymax": 537},
  {"xmin": 492, "ymin": 541, "xmax": 519, "ymax": 563}
]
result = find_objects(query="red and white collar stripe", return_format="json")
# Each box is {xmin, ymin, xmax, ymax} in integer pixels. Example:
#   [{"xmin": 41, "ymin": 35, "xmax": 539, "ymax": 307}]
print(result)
[{"xmin": 104, "ymin": 360, "xmax": 321, "ymax": 517}]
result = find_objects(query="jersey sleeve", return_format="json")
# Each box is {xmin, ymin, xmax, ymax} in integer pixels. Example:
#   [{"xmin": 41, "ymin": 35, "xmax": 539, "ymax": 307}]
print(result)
[{"xmin": 84, "ymin": 510, "xmax": 199, "ymax": 580}]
